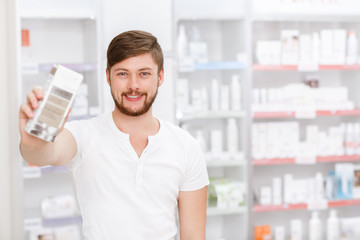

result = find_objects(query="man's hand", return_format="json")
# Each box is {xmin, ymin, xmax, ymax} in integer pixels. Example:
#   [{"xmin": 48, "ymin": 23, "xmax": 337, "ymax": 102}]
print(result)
[{"xmin": 19, "ymin": 86, "xmax": 76, "ymax": 166}]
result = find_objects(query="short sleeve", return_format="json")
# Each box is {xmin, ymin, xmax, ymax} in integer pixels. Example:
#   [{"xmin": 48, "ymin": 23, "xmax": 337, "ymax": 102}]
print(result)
[
  {"xmin": 64, "ymin": 119, "xmax": 94, "ymax": 171},
  {"xmin": 180, "ymin": 140, "xmax": 209, "ymax": 191}
]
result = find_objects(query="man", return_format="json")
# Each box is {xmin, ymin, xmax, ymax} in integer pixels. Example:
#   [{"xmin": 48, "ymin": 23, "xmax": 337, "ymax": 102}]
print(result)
[{"xmin": 19, "ymin": 30, "xmax": 209, "ymax": 240}]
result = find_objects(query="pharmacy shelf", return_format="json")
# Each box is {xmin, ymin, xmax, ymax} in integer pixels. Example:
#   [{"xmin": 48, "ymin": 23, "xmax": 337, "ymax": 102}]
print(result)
[
  {"xmin": 253, "ymin": 109, "xmax": 360, "ymax": 119},
  {"xmin": 22, "ymin": 62, "xmax": 97, "ymax": 74},
  {"xmin": 206, "ymin": 159, "xmax": 247, "ymax": 167},
  {"xmin": 253, "ymin": 199, "xmax": 360, "ymax": 213},
  {"xmin": 179, "ymin": 61, "xmax": 246, "ymax": 72},
  {"xmin": 177, "ymin": 110, "xmax": 246, "ymax": 122},
  {"xmin": 177, "ymin": 13, "xmax": 244, "ymax": 21},
  {"xmin": 252, "ymin": 14, "xmax": 360, "ymax": 23},
  {"xmin": 207, "ymin": 206, "xmax": 247, "ymax": 216},
  {"xmin": 42, "ymin": 215, "xmax": 82, "ymax": 228},
  {"xmin": 23, "ymin": 166, "xmax": 67, "ymax": 179},
  {"xmin": 24, "ymin": 208, "xmax": 82, "ymax": 229},
  {"xmin": 20, "ymin": 10, "xmax": 96, "ymax": 20},
  {"xmin": 253, "ymin": 155, "xmax": 360, "ymax": 166},
  {"xmin": 253, "ymin": 64, "xmax": 360, "ymax": 71}
]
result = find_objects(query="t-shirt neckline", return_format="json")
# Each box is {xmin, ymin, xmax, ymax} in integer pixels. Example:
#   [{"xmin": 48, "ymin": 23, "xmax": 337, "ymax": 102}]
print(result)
[{"xmin": 108, "ymin": 112, "xmax": 163, "ymax": 142}]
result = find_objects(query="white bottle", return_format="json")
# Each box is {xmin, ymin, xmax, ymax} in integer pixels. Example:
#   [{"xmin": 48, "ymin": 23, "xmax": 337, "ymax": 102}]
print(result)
[
  {"xmin": 210, "ymin": 79, "xmax": 220, "ymax": 111},
  {"xmin": 346, "ymin": 123, "xmax": 355, "ymax": 155},
  {"xmin": 290, "ymin": 219, "xmax": 302, "ymax": 240},
  {"xmin": 315, "ymin": 172, "xmax": 325, "ymax": 200},
  {"xmin": 230, "ymin": 75, "xmax": 242, "ymax": 111},
  {"xmin": 312, "ymin": 32, "xmax": 320, "ymax": 66},
  {"xmin": 220, "ymin": 85, "xmax": 230, "ymax": 111},
  {"xmin": 177, "ymin": 25, "xmax": 188, "ymax": 62},
  {"xmin": 326, "ymin": 210, "xmax": 340, "ymax": 240},
  {"xmin": 309, "ymin": 211, "xmax": 322, "ymax": 240},
  {"xmin": 226, "ymin": 118, "xmax": 238, "ymax": 154},
  {"xmin": 195, "ymin": 130, "xmax": 207, "ymax": 152},
  {"xmin": 346, "ymin": 30, "xmax": 358, "ymax": 65}
]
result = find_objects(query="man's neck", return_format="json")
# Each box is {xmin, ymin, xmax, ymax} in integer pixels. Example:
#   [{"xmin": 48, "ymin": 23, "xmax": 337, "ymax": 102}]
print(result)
[{"xmin": 112, "ymin": 108, "xmax": 160, "ymax": 137}]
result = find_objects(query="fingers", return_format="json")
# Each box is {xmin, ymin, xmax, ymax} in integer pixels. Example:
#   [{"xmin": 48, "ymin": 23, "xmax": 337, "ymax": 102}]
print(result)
[
  {"xmin": 27, "ymin": 86, "xmax": 43, "ymax": 109},
  {"xmin": 20, "ymin": 103, "xmax": 34, "ymax": 119},
  {"xmin": 33, "ymin": 86, "xmax": 43, "ymax": 100}
]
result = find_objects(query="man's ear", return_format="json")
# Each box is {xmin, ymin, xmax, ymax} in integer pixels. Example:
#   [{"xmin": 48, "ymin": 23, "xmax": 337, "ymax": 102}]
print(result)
[
  {"xmin": 158, "ymin": 68, "xmax": 164, "ymax": 87},
  {"xmin": 106, "ymin": 68, "xmax": 111, "ymax": 86}
]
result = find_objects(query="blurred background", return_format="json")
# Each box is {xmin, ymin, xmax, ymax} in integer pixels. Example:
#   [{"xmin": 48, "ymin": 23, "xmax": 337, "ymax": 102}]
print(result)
[{"xmin": 1, "ymin": 0, "xmax": 360, "ymax": 239}]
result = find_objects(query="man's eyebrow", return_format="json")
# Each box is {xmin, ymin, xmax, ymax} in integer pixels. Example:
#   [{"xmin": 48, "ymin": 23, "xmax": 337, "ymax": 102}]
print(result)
[
  {"xmin": 113, "ymin": 68, "xmax": 128, "ymax": 72},
  {"xmin": 138, "ymin": 67, "xmax": 153, "ymax": 71}
]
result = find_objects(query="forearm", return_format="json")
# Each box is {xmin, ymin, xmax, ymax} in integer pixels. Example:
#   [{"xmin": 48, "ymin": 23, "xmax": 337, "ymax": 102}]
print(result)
[{"xmin": 20, "ymin": 142, "xmax": 58, "ymax": 166}]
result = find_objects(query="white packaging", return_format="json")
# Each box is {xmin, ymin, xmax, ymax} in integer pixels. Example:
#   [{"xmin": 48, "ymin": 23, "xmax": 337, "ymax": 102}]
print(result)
[
  {"xmin": 25, "ymin": 65, "xmax": 83, "ymax": 142},
  {"xmin": 201, "ymin": 86, "xmax": 209, "ymax": 112},
  {"xmin": 312, "ymin": 32, "xmax": 320, "ymax": 66},
  {"xmin": 211, "ymin": 130, "xmax": 223, "ymax": 156},
  {"xmin": 346, "ymin": 123, "xmax": 355, "ymax": 155},
  {"xmin": 270, "ymin": 40, "xmax": 282, "ymax": 65},
  {"xmin": 283, "ymin": 174, "xmax": 293, "ymax": 204},
  {"xmin": 191, "ymin": 89, "xmax": 202, "ymax": 112},
  {"xmin": 260, "ymin": 186, "xmax": 272, "ymax": 205},
  {"xmin": 41, "ymin": 195, "xmax": 78, "ymax": 219},
  {"xmin": 327, "ymin": 210, "xmax": 340, "ymax": 240},
  {"xmin": 176, "ymin": 78, "xmax": 190, "ymax": 111},
  {"xmin": 272, "ymin": 177, "xmax": 282, "ymax": 205},
  {"xmin": 220, "ymin": 85, "xmax": 230, "ymax": 111},
  {"xmin": 226, "ymin": 118, "xmax": 238, "ymax": 155},
  {"xmin": 215, "ymin": 181, "xmax": 245, "ymax": 208},
  {"xmin": 340, "ymin": 217, "xmax": 360, "ymax": 240},
  {"xmin": 210, "ymin": 79, "xmax": 220, "ymax": 111},
  {"xmin": 281, "ymin": 30, "xmax": 299, "ymax": 65},
  {"xmin": 315, "ymin": 172, "xmax": 325, "ymax": 200},
  {"xmin": 299, "ymin": 34, "xmax": 312, "ymax": 66},
  {"xmin": 333, "ymin": 29, "xmax": 346, "ymax": 65},
  {"xmin": 177, "ymin": 25, "xmax": 189, "ymax": 63},
  {"xmin": 354, "ymin": 123, "xmax": 360, "ymax": 155},
  {"xmin": 346, "ymin": 30, "xmax": 358, "ymax": 65},
  {"xmin": 54, "ymin": 226, "xmax": 81, "ymax": 240},
  {"xmin": 309, "ymin": 211, "xmax": 322, "ymax": 240},
  {"xmin": 189, "ymin": 26, "xmax": 208, "ymax": 63},
  {"xmin": 230, "ymin": 74, "xmax": 242, "ymax": 111},
  {"xmin": 320, "ymin": 30, "xmax": 334, "ymax": 65},
  {"xmin": 274, "ymin": 226, "xmax": 285, "ymax": 240},
  {"xmin": 256, "ymin": 40, "xmax": 270, "ymax": 65},
  {"xmin": 195, "ymin": 130, "xmax": 207, "ymax": 152},
  {"xmin": 290, "ymin": 219, "xmax": 303, "ymax": 240}
]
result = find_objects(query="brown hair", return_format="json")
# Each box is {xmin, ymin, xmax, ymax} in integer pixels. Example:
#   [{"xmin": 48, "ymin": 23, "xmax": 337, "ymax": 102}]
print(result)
[{"xmin": 106, "ymin": 30, "xmax": 163, "ymax": 74}]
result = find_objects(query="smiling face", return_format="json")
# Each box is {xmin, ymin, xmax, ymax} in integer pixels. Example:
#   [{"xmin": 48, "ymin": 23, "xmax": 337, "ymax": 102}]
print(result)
[{"xmin": 106, "ymin": 53, "xmax": 164, "ymax": 117}]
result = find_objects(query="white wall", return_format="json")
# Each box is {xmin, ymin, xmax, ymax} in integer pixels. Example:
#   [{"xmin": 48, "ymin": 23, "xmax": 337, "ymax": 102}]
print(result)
[{"xmin": 0, "ymin": 0, "xmax": 12, "ymax": 238}]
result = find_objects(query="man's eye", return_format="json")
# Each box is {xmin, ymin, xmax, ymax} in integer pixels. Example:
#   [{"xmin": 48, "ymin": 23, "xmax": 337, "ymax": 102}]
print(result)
[
  {"xmin": 140, "ymin": 72, "xmax": 150, "ymax": 76},
  {"xmin": 117, "ymin": 72, "xmax": 126, "ymax": 76}
]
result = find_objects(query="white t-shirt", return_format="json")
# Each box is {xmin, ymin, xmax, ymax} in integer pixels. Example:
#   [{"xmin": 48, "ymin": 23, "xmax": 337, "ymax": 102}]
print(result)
[{"xmin": 65, "ymin": 113, "xmax": 209, "ymax": 240}]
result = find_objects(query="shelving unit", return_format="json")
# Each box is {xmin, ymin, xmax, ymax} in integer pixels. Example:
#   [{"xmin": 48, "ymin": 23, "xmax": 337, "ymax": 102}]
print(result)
[
  {"xmin": 174, "ymin": 1, "xmax": 249, "ymax": 239},
  {"xmin": 253, "ymin": 199, "xmax": 360, "ymax": 213},
  {"xmin": 16, "ymin": 0, "xmax": 103, "ymax": 239},
  {"xmin": 253, "ymin": 155, "xmax": 360, "ymax": 166},
  {"xmin": 253, "ymin": 64, "xmax": 360, "ymax": 71},
  {"xmin": 253, "ymin": 109, "xmax": 360, "ymax": 119},
  {"xmin": 250, "ymin": 2, "xmax": 360, "ymax": 239}
]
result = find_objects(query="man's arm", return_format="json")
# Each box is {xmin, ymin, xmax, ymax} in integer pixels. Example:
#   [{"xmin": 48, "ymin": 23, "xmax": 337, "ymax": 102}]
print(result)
[
  {"xmin": 19, "ymin": 86, "xmax": 77, "ymax": 166},
  {"xmin": 178, "ymin": 186, "xmax": 207, "ymax": 240}
]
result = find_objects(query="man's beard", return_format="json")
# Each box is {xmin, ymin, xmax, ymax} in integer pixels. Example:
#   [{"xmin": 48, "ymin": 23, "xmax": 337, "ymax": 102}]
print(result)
[{"xmin": 111, "ymin": 87, "xmax": 158, "ymax": 117}]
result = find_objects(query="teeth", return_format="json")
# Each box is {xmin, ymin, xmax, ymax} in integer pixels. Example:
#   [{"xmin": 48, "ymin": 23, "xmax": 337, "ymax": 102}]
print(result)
[{"xmin": 127, "ymin": 95, "xmax": 140, "ymax": 99}]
